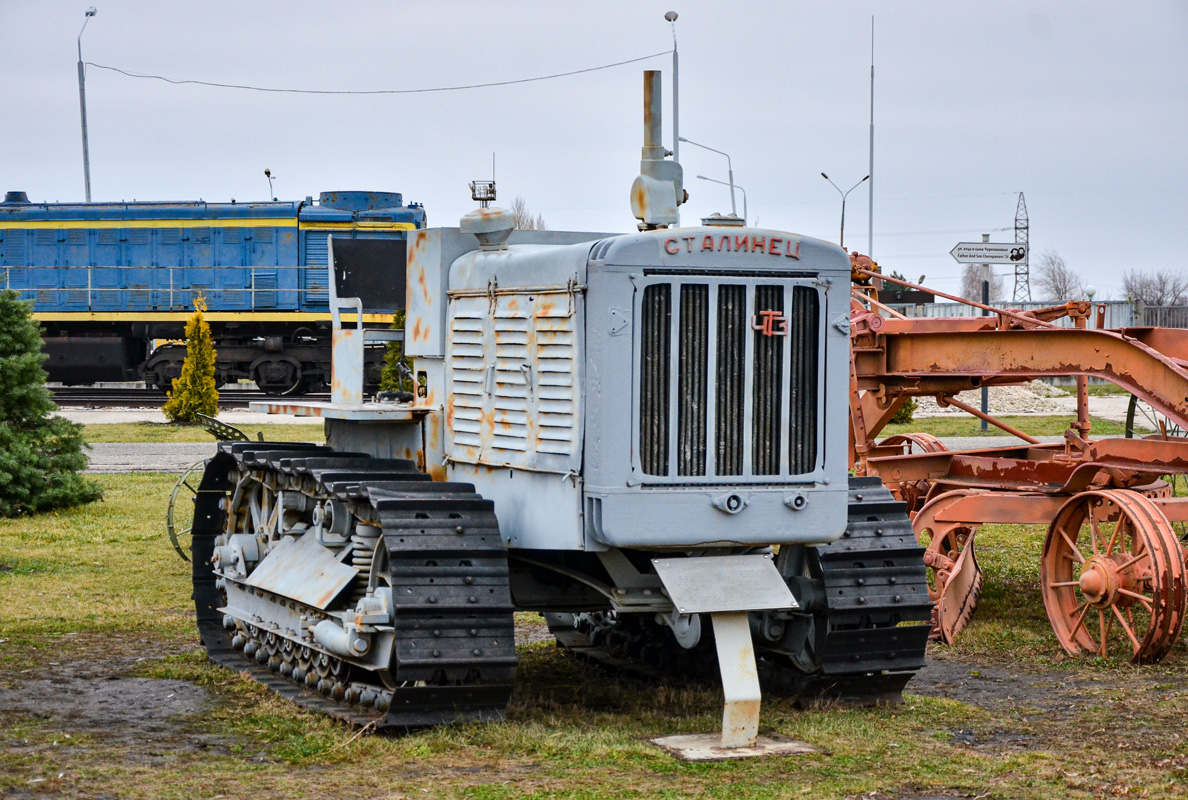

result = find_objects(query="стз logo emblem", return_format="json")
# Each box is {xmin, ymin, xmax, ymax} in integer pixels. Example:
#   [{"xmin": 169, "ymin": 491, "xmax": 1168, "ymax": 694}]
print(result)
[{"xmin": 751, "ymin": 310, "xmax": 789, "ymax": 337}]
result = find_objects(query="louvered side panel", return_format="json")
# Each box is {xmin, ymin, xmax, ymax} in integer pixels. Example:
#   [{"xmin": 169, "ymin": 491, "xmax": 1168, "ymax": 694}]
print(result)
[
  {"xmin": 492, "ymin": 298, "xmax": 530, "ymax": 455},
  {"xmin": 301, "ymin": 232, "xmax": 329, "ymax": 309},
  {"xmin": 254, "ymin": 270, "xmax": 279, "ymax": 308},
  {"xmin": 534, "ymin": 294, "xmax": 577, "ymax": 458},
  {"xmin": 2, "ymin": 231, "xmax": 26, "ymax": 266},
  {"xmin": 447, "ymin": 296, "xmax": 487, "ymax": 458},
  {"xmin": 62, "ymin": 229, "xmax": 89, "ymax": 310}
]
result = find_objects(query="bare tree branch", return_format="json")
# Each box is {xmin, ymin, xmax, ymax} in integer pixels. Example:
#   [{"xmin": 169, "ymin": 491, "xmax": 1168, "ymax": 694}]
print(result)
[
  {"xmin": 960, "ymin": 264, "xmax": 1004, "ymax": 304},
  {"xmin": 1122, "ymin": 268, "xmax": 1188, "ymax": 306},
  {"xmin": 509, "ymin": 196, "xmax": 547, "ymax": 230},
  {"xmin": 1034, "ymin": 249, "xmax": 1085, "ymax": 302}
]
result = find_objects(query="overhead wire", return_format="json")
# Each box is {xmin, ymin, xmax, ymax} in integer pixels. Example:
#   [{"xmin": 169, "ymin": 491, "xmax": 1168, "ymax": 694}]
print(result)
[{"xmin": 84, "ymin": 50, "xmax": 672, "ymax": 95}]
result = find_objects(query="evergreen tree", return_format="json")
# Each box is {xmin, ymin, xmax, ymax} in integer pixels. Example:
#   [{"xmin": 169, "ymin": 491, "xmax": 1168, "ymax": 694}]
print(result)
[
  {"xmin": 162, "ymin": 297, "xmax": 219, "ymax": 423},
  {"xmin": 378, "ymin": 310, "xmax": 413, "ymax": 393},
  {"xmin": 0, "ymin": 290, "xmax": 101, "ymax": 517}
]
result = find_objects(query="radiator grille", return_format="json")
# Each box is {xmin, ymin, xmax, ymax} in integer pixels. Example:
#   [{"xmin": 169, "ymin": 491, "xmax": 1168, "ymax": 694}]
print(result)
[
  {"xmin": 788, "ymin": 286, "xmax": 820, "ymax": 474},
  {"xmin": 752, "ymin": 284, "xmax": 784, "ymax": 475},
  {"xmin": 639, "ymin": 281, "xmax": 820, "ymax": 481},
  {"xmin": 677, "ymin": 285, "xmax": 708, "ymax": 476},
  {"xmin": 639, "ymin": 284, "xmax": 671, "ymax": 476}
]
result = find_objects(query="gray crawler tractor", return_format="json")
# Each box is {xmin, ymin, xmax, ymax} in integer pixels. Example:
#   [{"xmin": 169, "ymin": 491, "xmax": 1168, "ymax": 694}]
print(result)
[{"xmin": 191, "ymin": 71, "xmax": 930, "ymax": 751}]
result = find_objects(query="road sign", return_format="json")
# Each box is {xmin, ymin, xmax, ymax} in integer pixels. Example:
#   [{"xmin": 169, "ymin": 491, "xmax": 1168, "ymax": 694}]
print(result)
[{"xmin": 950, "ymin": 242, "xmax": 1028, "ymax": 264}]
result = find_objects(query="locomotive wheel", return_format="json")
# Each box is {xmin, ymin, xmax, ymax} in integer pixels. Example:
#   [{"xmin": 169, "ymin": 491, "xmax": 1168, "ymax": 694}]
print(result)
[
  {"xmin": 913, "ymin": 490, "xmax": 983, "ymax": 644},
  {"xmin": 877, "ymin": 433, "xmax": 948, "ymax": 516},
  {"xmin": 165, "ymin": 460, "xmax": 205, "ymax": 562},
  {"xmin": 1042, "ymin": 489, "xmax": 1187, "ymax": 663},
  {"xmin": 252, "ymin": 358, "xmax": 306, "ymax": 396}
]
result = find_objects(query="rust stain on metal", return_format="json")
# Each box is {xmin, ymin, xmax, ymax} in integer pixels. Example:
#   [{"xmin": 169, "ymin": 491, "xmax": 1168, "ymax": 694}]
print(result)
[
  {"xmin": 416, "ymin": 260, "xmax": 431, "ymax": 305},
  {"xmin": 428, "ymin": 417, "xmax": 441, "ymax": 449},
  {"xmin": 632, "ymin": 180, "xmax": 649, "ymax": 220},
  {"xmin": 852, "ymin": 272, "xmax": 1188, "ymax": 658}
]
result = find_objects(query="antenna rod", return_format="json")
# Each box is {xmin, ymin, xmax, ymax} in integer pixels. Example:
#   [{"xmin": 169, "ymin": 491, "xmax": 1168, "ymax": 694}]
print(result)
[
  {"xmin": 668, "ymin": 11, "xmax": 680, "ymax": 225},
  {"xmin": 867, "ymin": 15, "xmax": 874, "ymax": 257}
]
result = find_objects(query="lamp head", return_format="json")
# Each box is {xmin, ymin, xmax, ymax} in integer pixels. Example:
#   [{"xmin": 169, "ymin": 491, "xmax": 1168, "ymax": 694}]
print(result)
[
  {"xmin": 664, "ymin": 11, "xmax": 678, "ymax": 21},
  {"xmin": 820, "ymin": 172, "xmax": 829, "ymax": 180},
  {"xmin": 85, "ymin": 7, "xmax": 96, "ymax": 16}
]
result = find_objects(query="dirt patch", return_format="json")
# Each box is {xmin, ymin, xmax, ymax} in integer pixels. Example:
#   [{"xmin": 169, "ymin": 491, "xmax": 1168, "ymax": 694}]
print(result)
[
  {"xmin": 907, "ymin": 654, "xmax": 1099, "ymax": 712},
  {"xmin": 0, "ymin": 635, "xmax": 235, "ymax": 761},
  {"xmin": 0, "ymin": 675, "xmax": 210, "ymax": 744}
]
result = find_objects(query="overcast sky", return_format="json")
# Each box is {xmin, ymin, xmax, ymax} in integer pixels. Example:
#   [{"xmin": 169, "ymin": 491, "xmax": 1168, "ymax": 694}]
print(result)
[{"xmin": 3, "ymin": 1, "xmax": 1185, "ymax": 300}]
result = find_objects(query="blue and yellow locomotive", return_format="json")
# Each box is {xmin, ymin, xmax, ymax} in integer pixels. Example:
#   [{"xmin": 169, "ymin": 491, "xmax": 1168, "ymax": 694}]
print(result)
[{"xmin": 0, "ymin": 190, "xmax": 423, "ymax": 395}]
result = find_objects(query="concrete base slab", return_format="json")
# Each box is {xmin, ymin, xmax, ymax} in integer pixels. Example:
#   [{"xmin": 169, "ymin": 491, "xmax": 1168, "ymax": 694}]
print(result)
[{"xmin": 650, "ymin": 733, "xmax": 816, "ymax": 761}]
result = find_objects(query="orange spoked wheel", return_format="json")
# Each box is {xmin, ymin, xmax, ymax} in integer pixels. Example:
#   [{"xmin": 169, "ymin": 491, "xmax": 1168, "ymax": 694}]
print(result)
[
  {"xmin": 1042, "ymin": 489, "xmax": 1187, "ymax": 663},
  {"xmin": 878, "ymin": 433, "xmax": 949, "ymax": 516},
  {"xmin": 913, "ymin": 489, "xmax": 983, "ymax": 644}
]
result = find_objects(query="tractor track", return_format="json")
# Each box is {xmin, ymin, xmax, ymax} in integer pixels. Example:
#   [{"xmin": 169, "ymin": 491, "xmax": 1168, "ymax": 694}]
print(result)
[{"xmin": 192, "ymin": 442, "xmax": 517, "ymax": 729}]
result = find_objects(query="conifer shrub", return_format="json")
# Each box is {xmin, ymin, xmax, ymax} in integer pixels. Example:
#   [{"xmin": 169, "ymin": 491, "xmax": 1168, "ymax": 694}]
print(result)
[
  {"xmin": 0, "ymin": 290, "xmax": 102, "ymax": 517},
  {"xmin": 162, "ymin": 297, "xmax": 219, "ymax": 423},
  {"xmin": 889, "ymin": 396, "xmax": 917, "ymax": 425},
  {"xmin": 379, "ymin": 310, "xmax": 414, "ymax": 393}
]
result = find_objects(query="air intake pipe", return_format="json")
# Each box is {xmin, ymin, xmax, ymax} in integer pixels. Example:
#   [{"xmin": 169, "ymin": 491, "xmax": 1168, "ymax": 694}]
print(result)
[{"xmin": 630, "ymin": 71, "xmax": 684, "ymax": 230}]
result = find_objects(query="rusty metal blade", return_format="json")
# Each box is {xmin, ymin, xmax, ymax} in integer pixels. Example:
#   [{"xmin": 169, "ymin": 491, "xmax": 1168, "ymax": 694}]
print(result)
[{"xmin": 937, "ymin": 537, "xmax": 983, "ymax": 644}]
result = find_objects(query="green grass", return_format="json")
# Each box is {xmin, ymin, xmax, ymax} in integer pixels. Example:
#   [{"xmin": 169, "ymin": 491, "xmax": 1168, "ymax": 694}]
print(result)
[
  {"xmin": 881, "ymin": 414, "xmax": 1133, "ymax": 438},
  {"xmin": 2, "ymin": 475, "xmax": 1187, "ymax": 798},
  {"xmin": 80, "ymin": 421, "xmax": 325, "ymax": 443},
  {"xmin": 1084, "ymin": 383, "xmax": 1134, "ymax": 396}
]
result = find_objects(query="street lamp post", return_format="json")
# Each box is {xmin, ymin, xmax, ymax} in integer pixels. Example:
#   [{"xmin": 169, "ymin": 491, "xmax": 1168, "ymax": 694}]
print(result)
[
  {"xmin": 696, "ymin": 175, "xmax": 746, "ymax": 225},
  {"xmin": 821, "ymin": 172, "xmax": 869, "ymax": 249},
  {"xmin": 680, "ymin": 137, "xmax": 736, "ymax": 217},
  {"xmin": 77, "ymin": 7, "xmax": 97, "ymax": 202}
]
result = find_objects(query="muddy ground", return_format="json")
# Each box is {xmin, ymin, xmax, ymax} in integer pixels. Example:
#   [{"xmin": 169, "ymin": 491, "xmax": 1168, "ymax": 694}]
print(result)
[{"xmin": 4, "ymin": 618, "xmax": 1185, "ymax": 800}]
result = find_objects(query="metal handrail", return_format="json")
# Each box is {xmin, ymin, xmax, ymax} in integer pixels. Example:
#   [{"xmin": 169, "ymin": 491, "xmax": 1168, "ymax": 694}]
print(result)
[{"xmin": 1, "ymin": 263, "xmax": 348, "ymax": 313}]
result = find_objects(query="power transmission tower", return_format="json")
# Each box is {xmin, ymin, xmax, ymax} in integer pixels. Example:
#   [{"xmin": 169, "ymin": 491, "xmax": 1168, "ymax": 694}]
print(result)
[{"xmin": 1012, "ymin": 192, "xmax": 1031, "ymax": 302}]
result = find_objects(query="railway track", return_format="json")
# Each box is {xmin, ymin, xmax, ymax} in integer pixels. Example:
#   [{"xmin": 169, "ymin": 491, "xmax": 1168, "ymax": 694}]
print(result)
[{"xmin": 49, "ymin": 386, "xmax": 330, "ymax": 409}]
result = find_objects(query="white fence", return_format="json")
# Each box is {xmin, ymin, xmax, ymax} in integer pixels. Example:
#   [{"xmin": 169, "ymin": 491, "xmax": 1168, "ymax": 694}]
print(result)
[{"xmin": 882, "ymin": 299, "xmax": 1182, "ymax": 329}]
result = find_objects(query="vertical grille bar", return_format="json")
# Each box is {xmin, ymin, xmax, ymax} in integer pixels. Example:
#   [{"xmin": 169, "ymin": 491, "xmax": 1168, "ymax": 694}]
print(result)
[
  {"xmin": 639, "ymin": 284, "xmax": 671, "ymax": 475},
  {"xmin": 677, "ymin": 285, "xmax": 709, "ymax": 475},
  {"xmin": 715, "ymin": 285, "xmax": 747, "ymax": 475},
  {"xmin": 751, "ymin": 285, "xmax": 784, "ymax": 475},
  {"xmin": 788, "ymin": 286, "xmax": 820, "ymax": 474},
  {"xmin": 638, "ymin": 279, "xmax": 821, "ymax": 482}
]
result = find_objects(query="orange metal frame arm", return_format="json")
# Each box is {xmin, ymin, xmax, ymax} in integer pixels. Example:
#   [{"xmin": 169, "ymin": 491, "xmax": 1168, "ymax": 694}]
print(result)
[{"xmin": 855, "ymin": 327, "xmax": 1188, "ymax": 430}]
